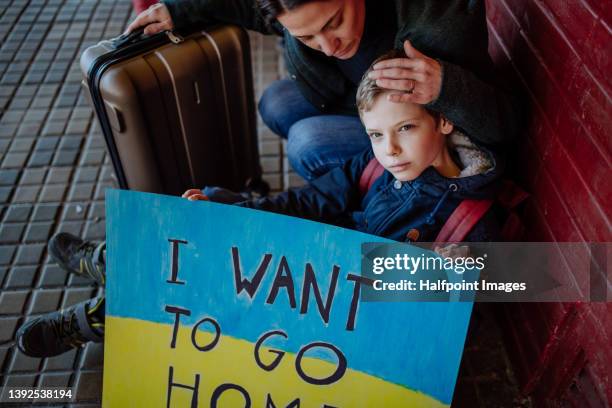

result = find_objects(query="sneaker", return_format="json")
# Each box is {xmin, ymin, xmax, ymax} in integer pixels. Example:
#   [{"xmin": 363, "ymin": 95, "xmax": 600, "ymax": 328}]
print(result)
[
  {"xmin": 16, "ymin": 297, "xmax": 105, "ymax": 358},
  {"xmin": 48, "ymin": 232, "xmax": 106, "ymax": 285}
]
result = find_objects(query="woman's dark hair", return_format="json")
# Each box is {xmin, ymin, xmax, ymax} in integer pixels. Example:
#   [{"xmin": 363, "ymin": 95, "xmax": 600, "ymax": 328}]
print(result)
[{"xmin": 256, "ymin": 0, "xmax": 315, "ymax": 25}]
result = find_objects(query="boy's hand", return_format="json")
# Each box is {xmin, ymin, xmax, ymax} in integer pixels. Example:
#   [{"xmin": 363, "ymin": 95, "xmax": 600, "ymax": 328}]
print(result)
[
  {"xmin": 125, "ymin": 3, "xmax": 174, "ymax": 36},
  {"xmin": 182, "ymin": 189, "xmax": 209, "ymax": 201},
  {"xmin": 368, "ymin": 40, "xmax": 442, "ymax": 105}
]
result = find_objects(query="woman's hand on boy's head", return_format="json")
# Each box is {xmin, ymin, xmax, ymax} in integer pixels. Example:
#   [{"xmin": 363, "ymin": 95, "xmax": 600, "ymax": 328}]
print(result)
[
  {"xmin": 368, "ymin": 40, "xmax": 442, "ymax": 105},
  {"xmin": 182, "ymin": 189, "xmax": 209, "ymax": 202}
]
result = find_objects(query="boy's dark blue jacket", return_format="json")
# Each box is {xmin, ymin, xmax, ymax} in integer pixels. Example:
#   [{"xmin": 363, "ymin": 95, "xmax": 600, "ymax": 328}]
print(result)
[{"xmin": 206, "ymin": 135, "xmax": 502, "ymax": 242}]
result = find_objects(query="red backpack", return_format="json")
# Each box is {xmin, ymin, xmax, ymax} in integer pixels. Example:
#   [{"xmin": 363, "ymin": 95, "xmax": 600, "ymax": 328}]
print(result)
[{"xmin": 358, "ymin": 158, "xmax": 529, "ymax": 243}]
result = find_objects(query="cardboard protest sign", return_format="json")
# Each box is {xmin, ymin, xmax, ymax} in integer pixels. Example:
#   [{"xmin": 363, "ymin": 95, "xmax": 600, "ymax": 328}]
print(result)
[{"xmin": 104, "ymin": 190, "xmax": 472, "ymax": 407}]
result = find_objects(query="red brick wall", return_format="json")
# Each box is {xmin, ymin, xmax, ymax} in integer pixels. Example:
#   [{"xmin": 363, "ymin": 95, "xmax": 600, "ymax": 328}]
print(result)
[{"xmin": 486, "ymin": 0, "xmax": 611, "ymax": 405}]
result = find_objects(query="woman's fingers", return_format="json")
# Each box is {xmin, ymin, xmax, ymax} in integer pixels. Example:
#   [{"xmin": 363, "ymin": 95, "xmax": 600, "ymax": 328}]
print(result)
[
  {"xmin": 374, "ymin": 78, "xmax": 418, "ymax": 92},
  {"xmin": 125, "ymin": 3, "xmax": 173, "ymax": 34},
  {"xmin": 369, "ymin": 68, "xmax": 427, "ymax": 82},
  {"xmin": 386, "ymin": 90, "xmax": 429, "ymax": 104},
  {"xmin": 374, "ymin": 71, "xmax": 427, "ymax": 86},
  {"xmin": 372, "ymin": 57, "xmax": 424, "ymax": 71},
  {"xmin": 369, "ymin": 52, "xmax": 442, "ymax": 104},
  {"xmin": 126, "ymin": 12, "xmax": 154, "ymax": 34},
  {"xmin": 143, "ymin": 21, "xmax": 171, "ymax": 36},
  {"xmin": 368, "ymin": 67, "xmax": 406, "ymax": 79}
]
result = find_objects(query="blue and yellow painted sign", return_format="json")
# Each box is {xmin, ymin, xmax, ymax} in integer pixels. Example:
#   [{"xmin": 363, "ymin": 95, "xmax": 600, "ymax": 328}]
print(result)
[{"xmin": 104, "ymin": 190, "xmax": 472, "ymax": 407}]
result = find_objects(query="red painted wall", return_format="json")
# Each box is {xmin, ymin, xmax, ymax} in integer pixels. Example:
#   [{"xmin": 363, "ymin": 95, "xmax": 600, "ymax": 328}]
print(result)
[{"xmin": 486, "ymin": 0, "xmax": 611, "ymax": 405}]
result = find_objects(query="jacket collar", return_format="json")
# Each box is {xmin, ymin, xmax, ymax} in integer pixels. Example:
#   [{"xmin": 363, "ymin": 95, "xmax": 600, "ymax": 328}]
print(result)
[{"xmin": 394, "ymin": 131, "xmax": 502, "ymax": 197}]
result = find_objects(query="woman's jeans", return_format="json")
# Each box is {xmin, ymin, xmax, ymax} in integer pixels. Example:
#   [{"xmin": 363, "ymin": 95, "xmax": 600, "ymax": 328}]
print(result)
[{"xmin": 258, "ymin": 79, "xmax": 370, "ymax": 181}]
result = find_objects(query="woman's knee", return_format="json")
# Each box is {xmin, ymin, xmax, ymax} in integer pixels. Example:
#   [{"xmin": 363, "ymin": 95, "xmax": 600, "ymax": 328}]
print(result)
[
  {"xmin": 286, "ymin": 119, "xmax": 339, "ymax": 181},
  {"xmin": 258, "ymin": 79, "xmax": 318, "ymax": 138},
  {"xmin": 258, "ymin": 80, "xmax": 295, "ymax": 137},
  {"xmin": 287, "ymin": 151, "xmax": 321, "ymax": 182},
  {"xmin": 286, "ymin": 125, "xmax": 318, "ymax": 181},
  {"xmin": 286, "ymin": 116, "xmax": 369, "ymax": 180}
]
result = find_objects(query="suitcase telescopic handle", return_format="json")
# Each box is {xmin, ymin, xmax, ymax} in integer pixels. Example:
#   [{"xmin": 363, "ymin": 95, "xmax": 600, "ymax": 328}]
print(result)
[{"xmin": 111, "ymin": 28, "xmax": 184, "ymax": 50}]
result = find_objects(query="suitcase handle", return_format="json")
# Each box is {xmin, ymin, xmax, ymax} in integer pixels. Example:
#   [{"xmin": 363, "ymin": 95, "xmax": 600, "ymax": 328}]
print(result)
[
  {"xmin": 111, "ymin": 28, "xmax": 149, "ymax": 49},
  {"xmin": 111, "ymin": 28, "xmax": 184, "ymax": 50}
]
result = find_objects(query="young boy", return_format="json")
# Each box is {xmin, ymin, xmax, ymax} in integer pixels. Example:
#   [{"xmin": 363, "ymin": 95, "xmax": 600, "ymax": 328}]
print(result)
[{"xmin": 16, "ymin": 51, "xmax": 501, "ymax": 357}]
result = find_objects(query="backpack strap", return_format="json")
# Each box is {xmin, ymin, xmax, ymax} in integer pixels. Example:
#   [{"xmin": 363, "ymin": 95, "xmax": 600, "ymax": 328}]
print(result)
[
  {"xmin": 497, "ymin": 179, "xmax": 529, "ymax": 241},
  {"xmin": 434, "ymin": 182, "xmax": 529, "ymax": 243},
  {"xmin": 359, "ymin": 158, "xmax": 385, "ymax": 196},
  {"xmin": 358, "ymin": 158, "xmax": 529, "ymax": 242},
  {"xmin": 497, "ymin": 179, "xmax": 529, "ymax": 210},
  {"xmin": 501, "ymin": 212, "xmax": 524, "ymax": 241},
  {"xmin": 434, "ymin": 199, "xmax": 495, "ymax": 243}
]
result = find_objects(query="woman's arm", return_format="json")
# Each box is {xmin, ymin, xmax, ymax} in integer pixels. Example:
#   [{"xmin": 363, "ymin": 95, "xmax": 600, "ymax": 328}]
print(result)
[
  {"xmin": 369, "ymin": 0, "xmax": 521, "ymax": 145},
  {"xmin": 426, "ymin": 59, "xmax": 521, "ymax": 146},
  {"xmin": 126, "ymin": 0, "xmax": 276, "ymax": 36},
  {"xmin": 163, "ymin": 0, "xmax": 274, "ymax": 34},
  {"xmin": 368, "ymin": 40, "xmax": 520, "ymax": 146}
]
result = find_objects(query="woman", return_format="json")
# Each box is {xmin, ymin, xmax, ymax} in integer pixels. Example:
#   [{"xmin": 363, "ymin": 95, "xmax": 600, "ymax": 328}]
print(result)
[{"xmin": 127, "ymin": 0, "xmax": 518, "ymax": 180}]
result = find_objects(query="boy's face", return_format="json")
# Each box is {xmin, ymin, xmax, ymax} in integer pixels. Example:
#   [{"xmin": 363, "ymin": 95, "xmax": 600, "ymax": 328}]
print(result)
[{"xmin": 361, "ymin": 95, "xmax": 453, "ymax": 181}]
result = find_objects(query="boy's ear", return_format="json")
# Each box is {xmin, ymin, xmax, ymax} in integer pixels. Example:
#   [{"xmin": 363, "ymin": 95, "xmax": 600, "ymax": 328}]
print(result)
[{"xmin": 439, "ymin": 116, "xmax": 454, "ymax": 135}]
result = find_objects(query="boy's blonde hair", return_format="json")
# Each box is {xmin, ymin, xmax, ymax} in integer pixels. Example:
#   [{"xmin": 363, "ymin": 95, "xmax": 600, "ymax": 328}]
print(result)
[{"xmin": 356, "ymin": 49, "xmax": 441, "ymax": 123}]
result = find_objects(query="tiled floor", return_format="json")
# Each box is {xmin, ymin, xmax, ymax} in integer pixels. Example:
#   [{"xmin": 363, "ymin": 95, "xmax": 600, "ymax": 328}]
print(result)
[
  {"xmin": 0, "ymin": 1, "xmax": 529, "ymax": 406},
  {"xmin": 1, "ymin": 1, "xmax": 130, "ymax": 405}
]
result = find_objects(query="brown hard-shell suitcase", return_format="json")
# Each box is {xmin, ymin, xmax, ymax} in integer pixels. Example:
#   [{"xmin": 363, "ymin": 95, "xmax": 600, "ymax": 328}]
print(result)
[{"xmin": 80, "ymin": 25, "xmax": 267, "ymax": 196}]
